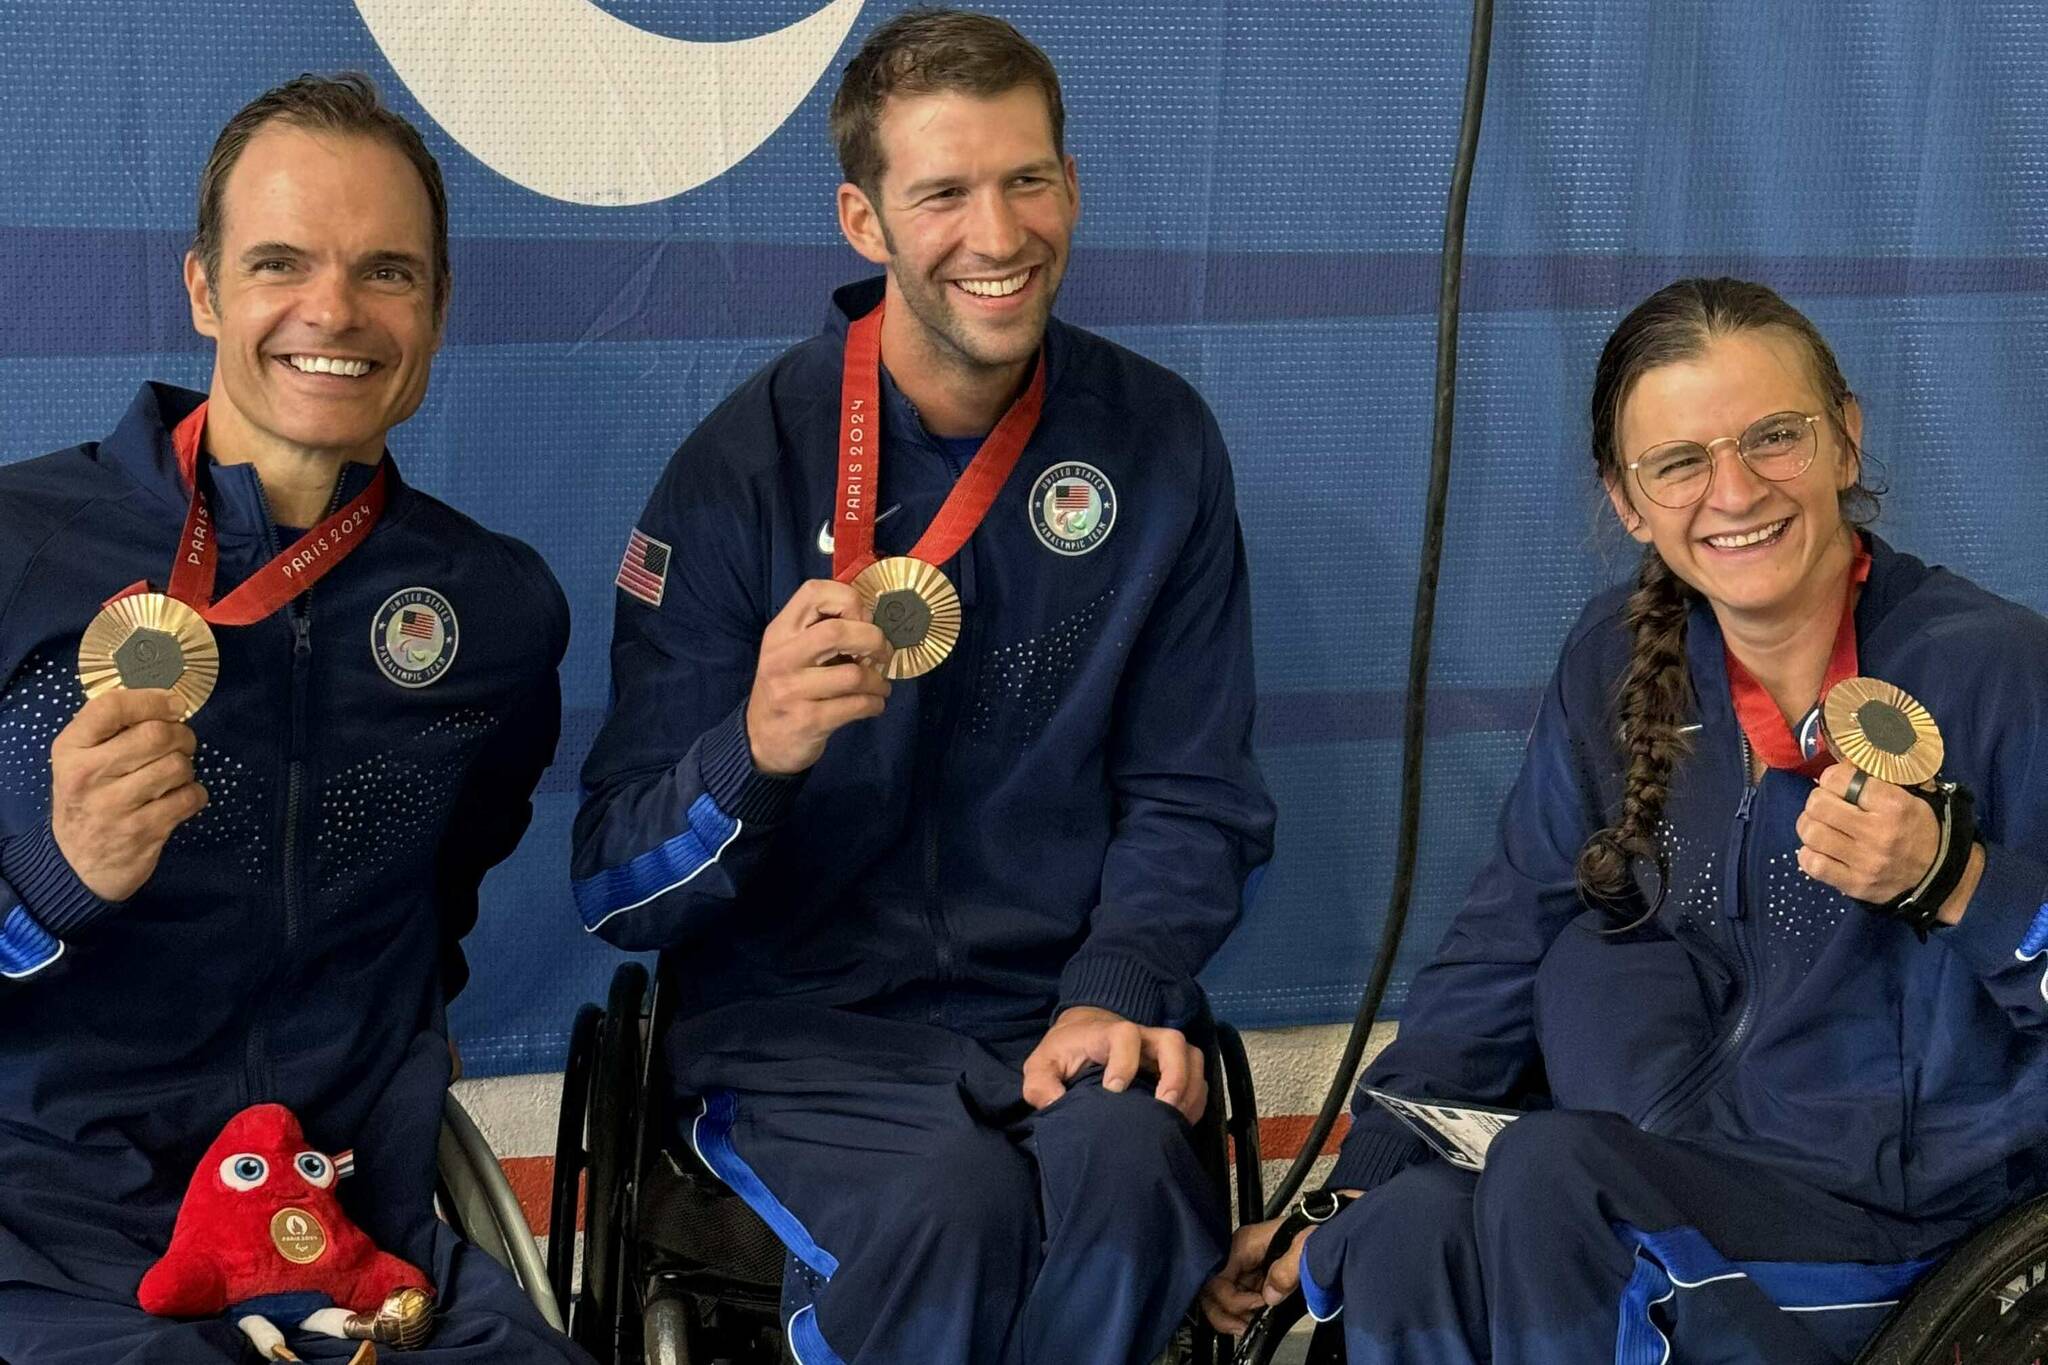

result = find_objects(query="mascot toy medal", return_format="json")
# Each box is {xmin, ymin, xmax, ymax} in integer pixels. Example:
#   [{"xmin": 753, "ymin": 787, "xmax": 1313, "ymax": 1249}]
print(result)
[{"xmin": 139, "ymin": 1104, "xmax": 436, "ymax": 1362}]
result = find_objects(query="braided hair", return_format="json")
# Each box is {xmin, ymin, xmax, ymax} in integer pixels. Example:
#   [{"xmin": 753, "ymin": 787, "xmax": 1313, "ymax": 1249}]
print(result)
[{"xmin": 1576, "ymin": 278, "xmax": 1879, "ymax": 918}]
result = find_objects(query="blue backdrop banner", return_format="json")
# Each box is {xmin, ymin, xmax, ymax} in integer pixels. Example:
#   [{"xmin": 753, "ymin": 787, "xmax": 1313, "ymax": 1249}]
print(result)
[{"xmin": 5, "ymin": 2, "xmax": 2045, "ymax": 1076}]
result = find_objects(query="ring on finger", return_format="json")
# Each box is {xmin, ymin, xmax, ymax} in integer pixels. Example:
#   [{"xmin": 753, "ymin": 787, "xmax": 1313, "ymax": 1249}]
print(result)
[{"xmin": 1844, "ymin": 769, "xmax": 1869, "ymax": 809}]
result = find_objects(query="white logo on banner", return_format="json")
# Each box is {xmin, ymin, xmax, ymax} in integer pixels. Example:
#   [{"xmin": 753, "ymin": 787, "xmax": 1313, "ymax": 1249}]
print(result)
[{"xmin": 354, "ymin": 0, "xmax": 865, "ymax": 205}]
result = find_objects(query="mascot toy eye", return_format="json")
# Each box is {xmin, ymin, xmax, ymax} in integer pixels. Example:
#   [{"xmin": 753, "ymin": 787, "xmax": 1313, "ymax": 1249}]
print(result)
[{"xmin": 139, "ymin": 1103, "xmax": 437, "ymax": 1362}]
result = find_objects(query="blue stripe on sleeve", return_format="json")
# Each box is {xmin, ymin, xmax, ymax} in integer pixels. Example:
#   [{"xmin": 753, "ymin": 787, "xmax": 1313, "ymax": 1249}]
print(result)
[
  {"xmin": 0, "ymin": 905, "xmax": 64, "ymax": 979},
  {"xmin": 573, "ymin": 792, "xmax": 741, "ymax": 932}
]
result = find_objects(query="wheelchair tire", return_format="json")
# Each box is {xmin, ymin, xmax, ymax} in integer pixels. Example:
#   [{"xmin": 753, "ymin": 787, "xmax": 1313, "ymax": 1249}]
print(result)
[
  {"xmin": 1855, "ymin": 1194, "xmax": 2048, "ymax": 1364},
  {"xmin": 550, "ymin": 1002, "xmax": 603, "ymax": 1319},
  {"xmin": 574, "ymin": 963, "xmax": 650, "ymax": 1360}
]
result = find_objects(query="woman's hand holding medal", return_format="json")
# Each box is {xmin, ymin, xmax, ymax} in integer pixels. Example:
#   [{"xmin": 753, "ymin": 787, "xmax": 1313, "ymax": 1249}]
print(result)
[
  {"xmin": 49, "ymin": 688, "xmax": 209, "ymax": 903},
  {"xmin": 1796, "ymin": 765, "xmax": 1966, "ymax": 911},
  {"xmin": 745, "ymin": 579, "xmax": 894, "ymax": 776},
  {"xmin": 1794, "ymin": 678, "xmax": 1983, "ymax": 928}
]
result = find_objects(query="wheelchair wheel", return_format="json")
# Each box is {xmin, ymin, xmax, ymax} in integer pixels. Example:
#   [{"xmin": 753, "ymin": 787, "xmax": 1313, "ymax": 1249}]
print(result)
[
  {"xmin": 573, "ymin": 963, "xmax": 650, "ymax": 1360},
  {"xmin": 1855, "ymin": 1194, "xmax": 2048, "ymax": 1364},
  {"xmin": 550, "ymin": 1003, "xmax": 602, "ymax": 1317}
]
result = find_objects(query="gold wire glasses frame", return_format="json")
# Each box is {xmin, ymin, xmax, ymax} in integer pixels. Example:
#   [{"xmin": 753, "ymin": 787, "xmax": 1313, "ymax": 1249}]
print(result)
[{"xmin": 1625, "ymin": 410, "xmax": 1824, "ymax": 509}]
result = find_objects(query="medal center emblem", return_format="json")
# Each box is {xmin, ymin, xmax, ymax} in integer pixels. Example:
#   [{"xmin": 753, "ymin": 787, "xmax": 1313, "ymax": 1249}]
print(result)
[
  {"xmin": 78, "ymin": 593, "xmax": 220, "ymax": 719},
  {"xmin": 1856, "ymin": 700, "xmax": 1917, "ymax": 755},
  {"xmin": 270, "ymin": 1206, "xmax": 328, "ymax": 1264},
  {"xmin": 114, "ymin": 627, "xmax": 186, "ymax": 689},
  {"xmin": 873, "ymin": 589, "xmax": 932, "ymax": 648}
]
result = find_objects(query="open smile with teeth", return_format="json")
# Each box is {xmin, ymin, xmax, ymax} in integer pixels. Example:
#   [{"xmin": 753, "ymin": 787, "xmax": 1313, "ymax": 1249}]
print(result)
[
  {"xmin": 282, "ymin": 354, "xmax": 377, "ymax": 378},
  {"xmin": 1705, "ymin": 517, "xmax": 1791, "ymax": 550},
  {"xmin": 952, "ymin": 268, "xmax": 1034, "ymax": 299}
]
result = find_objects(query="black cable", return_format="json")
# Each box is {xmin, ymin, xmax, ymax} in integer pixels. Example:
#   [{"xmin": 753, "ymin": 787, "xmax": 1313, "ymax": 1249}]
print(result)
[{"xmin": 1263, "ymin": 0, "xmax": 1498, "ymax": 1219}]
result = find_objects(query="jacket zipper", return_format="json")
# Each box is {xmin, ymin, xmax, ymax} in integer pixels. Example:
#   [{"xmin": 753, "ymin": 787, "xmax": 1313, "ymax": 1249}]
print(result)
[
  {"xmin": 918, "ymin": 439, "xmax": 974, "ymax": 1014},
  {"xmin": 1639, "ymin": 733, "xmax": 1761, "ymax": 1133},
  {"xmin": 241, "ymin": 478, "xmax": 343, "ymax": 1101}
]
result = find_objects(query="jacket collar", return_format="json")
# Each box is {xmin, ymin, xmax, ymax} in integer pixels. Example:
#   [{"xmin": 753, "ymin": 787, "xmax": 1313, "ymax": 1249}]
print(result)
[{"xmin": 104, "ymin": 382, "xmax": 393, "ymax": 549}]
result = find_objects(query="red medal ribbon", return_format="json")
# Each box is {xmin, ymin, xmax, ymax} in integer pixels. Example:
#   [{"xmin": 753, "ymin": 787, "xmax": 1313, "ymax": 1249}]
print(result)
[
  {"xmin": 1725, "ymin": 539, "xmax": 1873, "ymax": 779},
  {"xmin": 151, "ymin": 401, "xmax": 389, "ymax": 625},
  {"xmin": 831, "ymin": 302, "xmax": 1047, "ymax": 583}
]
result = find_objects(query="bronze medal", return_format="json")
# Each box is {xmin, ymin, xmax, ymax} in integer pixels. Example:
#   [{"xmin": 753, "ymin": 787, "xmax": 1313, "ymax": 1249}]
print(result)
[
  {"xmin": 852, "ymin": 556, "xmax": 962, "ymax": 679},
  {"xmin": 269, "ymin": 1206, "xmax": 328, "ymax": 1265},
  {"xmin": 1820, "ymin": 676, "xmax": 1944, "ymax": 788},
  {"xmin": 77, "ymin": 592, "xmax": 219, "ymax": 719}
]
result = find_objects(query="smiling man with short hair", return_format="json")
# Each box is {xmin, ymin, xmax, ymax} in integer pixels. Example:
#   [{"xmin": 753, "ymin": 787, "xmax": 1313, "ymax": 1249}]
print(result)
[
  {"xmin": 574, "ymin": 11, "xmax": 1275, "ymax": 1361},
  {"xmin": 0, "ymin": 74, "xmax": 583, "ymax": 1363}
]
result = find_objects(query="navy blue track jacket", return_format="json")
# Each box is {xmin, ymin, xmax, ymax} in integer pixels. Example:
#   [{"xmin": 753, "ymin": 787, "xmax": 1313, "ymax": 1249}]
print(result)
[
  {"xmin": 1333, "ymin": 535, "xmax": 2048, "ymax": 1226},
  {"xmin": 0, "ymin": 383, "xmax": 567, "ymax": 1300},
  {"xmin": 572, "ymin": 280, "xmax": 1276, "ymax": 1038}
]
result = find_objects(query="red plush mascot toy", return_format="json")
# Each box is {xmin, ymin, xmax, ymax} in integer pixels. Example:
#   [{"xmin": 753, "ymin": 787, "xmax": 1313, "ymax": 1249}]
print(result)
[{"xmin": 139, "ymin": 1103, "xmax": 436, "ymax": 1362}]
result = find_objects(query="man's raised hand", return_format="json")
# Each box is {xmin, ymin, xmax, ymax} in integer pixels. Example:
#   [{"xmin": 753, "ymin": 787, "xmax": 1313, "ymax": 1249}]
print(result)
[
  {"xmin": 745, "ymin": 579, "xmax": 893, "ymax": 776},
  {"xmin": 49, "ymin": 688, "xmax": 208, "ymax": 902}
]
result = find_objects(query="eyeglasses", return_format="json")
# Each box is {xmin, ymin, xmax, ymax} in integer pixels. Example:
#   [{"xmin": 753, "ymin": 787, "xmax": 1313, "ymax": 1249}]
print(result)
[{"xmin": 1625, "ymin": 410, "xmax": 1823, "ymax": 509}]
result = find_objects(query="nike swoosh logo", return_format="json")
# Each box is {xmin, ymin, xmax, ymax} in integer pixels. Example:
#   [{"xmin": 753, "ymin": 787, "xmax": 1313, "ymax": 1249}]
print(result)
[
  {"xmin": 818, "ymin": 504, "xmax": 900, "ymax": 556},
  {"xmin": 355, "ymin": 0, "xmax": 865, "ymax": 206}
]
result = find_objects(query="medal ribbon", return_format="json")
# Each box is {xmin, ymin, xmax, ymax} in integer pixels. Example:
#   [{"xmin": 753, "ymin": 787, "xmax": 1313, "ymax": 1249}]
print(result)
[
  {"xmin": 153, "ymin": 401, "xmax": 389, "ymax": 625},
  {"xmin": 831, "ymin": 302, "xmax": 1047, "ymax": 583},
  {"xmin": 1724, "ymin": 538, "xmax": 1872, "ymax": 778}
]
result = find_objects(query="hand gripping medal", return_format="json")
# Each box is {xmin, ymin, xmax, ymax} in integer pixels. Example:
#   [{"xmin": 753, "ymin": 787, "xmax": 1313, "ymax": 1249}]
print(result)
[
  {"xmin": 77, "ymin": 403, "xmax": 388, "ymax": 718},
  {"xmin": 831, "ymin": 303, "xmax": 1045, "ymax": 679}
]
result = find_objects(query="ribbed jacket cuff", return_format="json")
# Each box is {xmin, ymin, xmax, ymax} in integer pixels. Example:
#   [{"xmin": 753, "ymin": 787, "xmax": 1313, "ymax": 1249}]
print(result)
[
  {"xmin": 698, "ymin": 703, "xmax": 803, "ymax": 826},
  {"xmin": 1057, "ymin": 952, "xmax": 1173, "ymax": 1028},
  {"xmin": 1324, "ymin": 1115, "xmax": 1433, "ymax": 1193},
  {"xmin": 0, "ymin": 821, "xmax": 114, "ymax": 938}
]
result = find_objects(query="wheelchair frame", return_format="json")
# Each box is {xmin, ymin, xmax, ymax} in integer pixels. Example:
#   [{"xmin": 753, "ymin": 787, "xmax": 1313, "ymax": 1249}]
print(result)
[{"xmin": 435, "ymin": 1091, "xmax": 565, "ymax": 1333}]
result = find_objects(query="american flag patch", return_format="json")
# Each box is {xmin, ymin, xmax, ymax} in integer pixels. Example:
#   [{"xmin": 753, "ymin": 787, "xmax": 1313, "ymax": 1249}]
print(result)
[
  {"xmin": 397, "ymin": 608, "xmax": 436, "ymax": 641},
  {"xmin": 616, "ymin": 528, "xmax": 672, "ymax": 607},
  {"xmin": 1054, "ymin": 483, "xmax": 1091, "ymax": 509}
]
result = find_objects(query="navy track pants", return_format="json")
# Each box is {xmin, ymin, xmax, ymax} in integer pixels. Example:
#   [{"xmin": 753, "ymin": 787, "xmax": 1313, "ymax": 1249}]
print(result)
[
  {"xmin": 671, "ymin": 1004, "xmax": 1227, "ymax": 1365},
  {"xmin": 1299, "ymin": 1110, "xmax": 1974, "ymax": 1364}
]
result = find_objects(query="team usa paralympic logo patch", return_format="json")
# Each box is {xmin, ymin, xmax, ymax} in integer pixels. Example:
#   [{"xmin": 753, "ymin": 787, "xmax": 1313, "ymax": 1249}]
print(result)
[
  {"xmin": 371, "ymin": 588, "xmax": 458, "ymax": 689},
  {"xmin": 1028, "ymin": 462, "xmax": 1117, "ymax": 556}
]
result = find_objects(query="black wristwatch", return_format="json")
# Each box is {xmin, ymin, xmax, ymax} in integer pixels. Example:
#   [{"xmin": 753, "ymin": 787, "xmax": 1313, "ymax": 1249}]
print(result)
[
  {"xmin": 1257, "ymin": 1189, "xmax": 1357, "ymax": 1276},
  {"xmin": 1869, "ymin": 780, "xmax": 1978, "ymax": 940}
]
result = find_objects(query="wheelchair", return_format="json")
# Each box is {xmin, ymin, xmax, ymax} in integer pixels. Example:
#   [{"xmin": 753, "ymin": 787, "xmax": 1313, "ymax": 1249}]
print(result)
[{"xmin": 550, "ymin": 961, "xmax": 1268, "ymax": 1365}]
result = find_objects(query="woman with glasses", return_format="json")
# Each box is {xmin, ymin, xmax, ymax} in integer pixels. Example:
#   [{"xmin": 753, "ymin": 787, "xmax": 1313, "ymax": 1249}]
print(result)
[{"xmin": 1204, "ymin": 278, "xmax": 2048, "ymax": 1363}]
